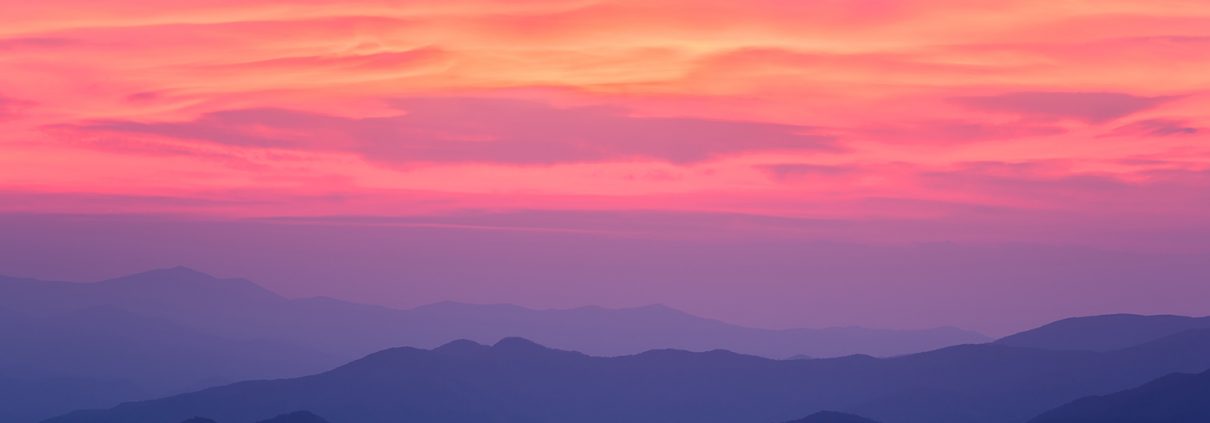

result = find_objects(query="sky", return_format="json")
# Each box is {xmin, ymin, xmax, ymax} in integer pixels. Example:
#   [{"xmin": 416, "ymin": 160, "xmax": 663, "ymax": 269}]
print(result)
[{"xmin": 1, "ymin": 0, "xmax": 1209, "ymax": 334}]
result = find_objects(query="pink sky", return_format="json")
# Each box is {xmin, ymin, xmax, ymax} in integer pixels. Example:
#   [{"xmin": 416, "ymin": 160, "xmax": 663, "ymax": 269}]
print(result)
[{"xmin": 2, "ymin": 0, "xmax": 1209, "ymax": 332}]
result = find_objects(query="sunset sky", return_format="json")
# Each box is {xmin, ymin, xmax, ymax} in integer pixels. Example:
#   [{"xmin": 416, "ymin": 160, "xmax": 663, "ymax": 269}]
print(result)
[{"xmin": 2, "ymin": 0, "xmax": 1209, "ymax": 333}]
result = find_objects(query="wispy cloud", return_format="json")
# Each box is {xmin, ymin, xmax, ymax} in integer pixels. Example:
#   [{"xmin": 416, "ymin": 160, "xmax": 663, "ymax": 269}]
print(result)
[
  {"xmin": 60, "ymin": 97, "xmax": 837, "ymax": 165},
  {"xmin": 1107, "ymin": 118, "xmax": 1200, "ymax": 137},
  {"xmin": 954, "ymin": 92, "xmax": 1173, "ymax": 123}
]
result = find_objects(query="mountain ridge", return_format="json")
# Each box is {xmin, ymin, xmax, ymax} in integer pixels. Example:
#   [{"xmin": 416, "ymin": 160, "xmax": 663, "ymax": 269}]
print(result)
[
  {"xmin": 0, "ymin": 267, "xmax": 990, "ymax": 359},
  {"xmin": 1028, "ymin": 368, "xmax": 1210, "ymax": 423},
  {"xmin": 995, "ymin": 313, "xmax": 1210, "ymax": 352},
  {"xmin": 42, "ymin": 328, "xmax": 1210, "ymax": 423}
]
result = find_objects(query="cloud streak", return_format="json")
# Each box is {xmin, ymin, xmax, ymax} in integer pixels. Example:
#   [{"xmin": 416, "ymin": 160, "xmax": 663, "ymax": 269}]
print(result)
[
  {"xmin": 63, "ymin": 97, "xmax": 836, "ymax": 165},
  {"xmin": 1107, "ymin": 118, "xmax": 1200, "ymax": 137},
  {"xmin": 955, "ymin": 92, "xmax": 1172, "ymax": 123}
]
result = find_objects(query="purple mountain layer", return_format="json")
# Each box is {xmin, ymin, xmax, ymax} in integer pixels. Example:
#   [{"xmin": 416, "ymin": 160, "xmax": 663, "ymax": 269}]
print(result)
[{"xmin": 0, "ymin": 267, "xmax": 989, "ymax": 360}]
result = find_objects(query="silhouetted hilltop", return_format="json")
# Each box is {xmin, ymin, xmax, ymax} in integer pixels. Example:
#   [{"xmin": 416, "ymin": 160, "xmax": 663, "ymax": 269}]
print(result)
[
  {"xmin": 788, "ymin": 410, "xmax": 881, "ymax": 423},
  {"xmin": 996, "ymin": 314, "xmax": 1210, "ymax": 351},
  {"xmin": 1029, "ymin": 368, "xmax": 1210, "ymax": 423},
  {"xmin": 0, "ymin": 267, "xmax": 283, "ymax": 319},
  {"xmin": 42, "ymin": 330, "xmax": 1210, "ymax": 423}
]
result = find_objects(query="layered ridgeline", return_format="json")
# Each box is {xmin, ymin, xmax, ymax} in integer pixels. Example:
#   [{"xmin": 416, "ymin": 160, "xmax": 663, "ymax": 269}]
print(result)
[
  {"xmin": 996, "ymin": 314, "xmax": 1210, "ymax": 352},
  {"xmin": 1028, "ymin": 368, "xmax": 1210, "ymax": 423},
  {"xmin": 0, "ymin": 267, "xmax": 988, "ymax": 360},
  {"xmin": 45, "ymin": 328, "xmax": 1210, "ymax": 423},
  {"xmin": 0, "ymin": 267, "xmax": 986, "ymax": 422},
  {"xmin": 11, "ymin": 267, "xmax": 1210, "ymax": 423}
]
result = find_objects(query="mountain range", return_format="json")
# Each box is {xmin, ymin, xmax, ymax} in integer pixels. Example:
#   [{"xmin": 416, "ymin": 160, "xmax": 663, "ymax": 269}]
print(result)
[
  {"xmin": 0, "ymin": 267, "xmax": 986, "ymax": 423},
  {"xmin": 6, "ymin": 267, "xmax": 1210, "ymax": 423},
  {"xmin": 0, "ymin": 267, "xmax": 988, "ymax": 360},
  {"xmin": 44, "ymin": 327, "xmax": 1210, "ymax": 423}
]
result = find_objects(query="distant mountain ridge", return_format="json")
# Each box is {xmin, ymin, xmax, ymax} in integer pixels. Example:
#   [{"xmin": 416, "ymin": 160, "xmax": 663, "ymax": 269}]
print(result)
[
  {"xmin": 0, "ymin": 267, "xmax": 989, "ymax": 359},
  {"xmin": 996, "ymin": 313, "xmax": 1210, "ymax": 352},
  {"xmin": 43, "ymin": 329, "xmax": 1210, "ymax": 423}
]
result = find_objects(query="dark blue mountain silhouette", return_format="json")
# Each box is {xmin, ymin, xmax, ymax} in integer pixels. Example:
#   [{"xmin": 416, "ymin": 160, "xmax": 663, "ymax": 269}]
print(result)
[
  {"xmin": 42, "ymin": 330, "xmax": 1210, "ymax": 423},
  {"xmin": 1028, "ymin": 368, "xmax": 1210, "ymax": 423},
  {"xmin": 996, "ymin": 313, "xmax": 1210, "ymax": 351},
  {"xmin": 788, "ymin": 411, "xmax": 881, "ymax": 423}
]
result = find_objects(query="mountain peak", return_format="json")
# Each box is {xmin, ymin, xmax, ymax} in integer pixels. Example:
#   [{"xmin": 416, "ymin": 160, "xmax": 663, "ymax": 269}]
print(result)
[
  {"xmin": 161, "ymin": 265, "xmax": 206, "ymax": 275},
  {"xmin": 97, "ymin": 266, "xmax": 283, "ymax": 302},
  {"xmin": 434, "ymin": 339, "xmax": 488, "ymax": 354},
  {"xmin": 493, "ymin": 337, "xmax": 550, "ymax": 352},
  {"xmin": 632, "ymin": 303, "xmax": 680, "ymax": 313},
  {"xmin": 638, "ymin": 303, "xmax": 674, "ymax": 310},
  {"xmin": 105, "ymin": 266, "xmax": 218, "ymax": 284}
]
